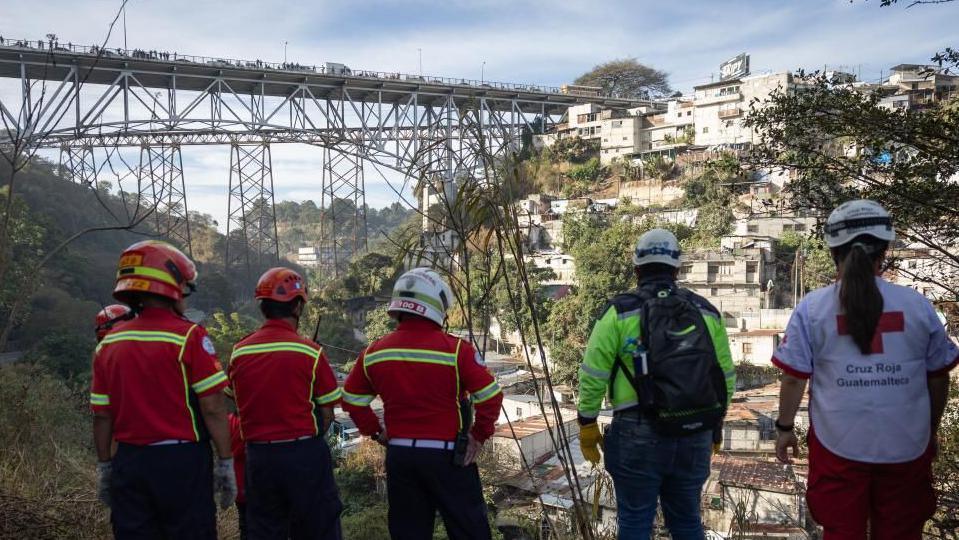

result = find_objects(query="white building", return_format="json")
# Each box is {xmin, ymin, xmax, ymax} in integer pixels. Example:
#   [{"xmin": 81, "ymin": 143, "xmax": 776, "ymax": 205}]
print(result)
[
  {"xmin": 490, "ymin": 412, "xmax": 579, "ymax": 466},
  {"xmin": 728, "ymin": 329, "xmax": 783, "ymax": 366},
  {"xmin": 693, "ymin": 72, "xmax": 805, "ymax": 148},
  {"xmin": 530, "ymin": 252, "xmax": 576, "ymax": 285}
]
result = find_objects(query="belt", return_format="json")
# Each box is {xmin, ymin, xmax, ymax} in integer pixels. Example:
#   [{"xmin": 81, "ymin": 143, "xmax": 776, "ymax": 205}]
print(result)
[
  {"xmin": 388, "ymin": 438, "xmax": 455, "ymax": 450},
  {"xmin": 249, "ymin": 435, "xmax": 313, "ymax": 445},
  {"xmin": 148, "ymin": 439, "xmax": 194, "ymax": 446}
]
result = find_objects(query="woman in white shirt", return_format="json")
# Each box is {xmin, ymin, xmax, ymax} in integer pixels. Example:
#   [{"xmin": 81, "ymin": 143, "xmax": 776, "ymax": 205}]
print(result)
[{"xmin": 773, "ymin": 200, "xmax": 956, "ymax": 540}]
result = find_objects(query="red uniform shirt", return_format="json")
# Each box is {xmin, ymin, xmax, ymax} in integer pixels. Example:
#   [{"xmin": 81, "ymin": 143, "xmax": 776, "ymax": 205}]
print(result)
[
  {"xmin": 89, "ymin": 307, "xmax": 228, "ymax": 445},
  {"xmin": 228, "ymin": 319, "xmax": 341, "ymax": 442},
  {"xmin": 229, "ymin": 413, "xmax": 246, "ymax": 505},
  {"xmin": 342, "ymin": 317, "xmax": 503, "ymax": 443}
]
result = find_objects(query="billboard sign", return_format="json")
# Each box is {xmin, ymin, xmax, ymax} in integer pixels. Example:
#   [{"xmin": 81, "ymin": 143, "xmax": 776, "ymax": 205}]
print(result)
[{"xmin": 720, "ymin": 53, "xmax": 750, "ymax": 81}]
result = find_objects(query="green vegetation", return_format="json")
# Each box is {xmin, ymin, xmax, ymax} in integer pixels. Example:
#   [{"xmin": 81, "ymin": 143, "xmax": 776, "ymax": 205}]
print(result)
[{"xmin": 574, "ymin": 58, "xmax": 672, "ymax": 99}]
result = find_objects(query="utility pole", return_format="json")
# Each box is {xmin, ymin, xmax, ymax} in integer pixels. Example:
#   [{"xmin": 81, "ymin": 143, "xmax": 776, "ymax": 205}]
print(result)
[
  {"xmin": 284, "ymin": 41, "xmax": 288, "ymax": 63},
  {"xmin": 417, "ymin": 48, "xmax": 422, "ymax": 76},
  {"xmin": 123, "ymin": 5, "xmax": 127, "ymax": 50},
  {"xmin": 481, "ymin": 61, "xmax": 486, "ymax": 84}
]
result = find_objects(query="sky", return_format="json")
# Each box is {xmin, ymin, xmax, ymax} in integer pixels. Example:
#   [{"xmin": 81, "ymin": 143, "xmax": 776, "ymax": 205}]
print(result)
[{"xmin": 2, "ymin": 0, "xmax": 957, "ymax": 229}]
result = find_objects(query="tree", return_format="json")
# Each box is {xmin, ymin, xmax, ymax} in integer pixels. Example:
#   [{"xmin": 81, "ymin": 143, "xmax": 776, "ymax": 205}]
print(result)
[
  {"xmin": 363, "ymin": 305, "xmax": 395, "ymax": 342},
  {"xmin": 206, "ymin": 311, "xmax": 258, "ymax": 360},
  {"xmin": 742, "ymin": 71, "xmax": 959, "ymax": 300},
  {"xmin": 574, "ymin": 58, "xmax": 672, "ymax": 99}
]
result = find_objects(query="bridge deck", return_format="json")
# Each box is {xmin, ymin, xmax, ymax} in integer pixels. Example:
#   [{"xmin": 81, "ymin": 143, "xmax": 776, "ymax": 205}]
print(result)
[{"xmin": 0, "ymin": 43, "xmax": 643, "ymax": 114}]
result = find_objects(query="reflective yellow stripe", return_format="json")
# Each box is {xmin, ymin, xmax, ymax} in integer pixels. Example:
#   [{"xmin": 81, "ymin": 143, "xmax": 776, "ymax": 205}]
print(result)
[
  {"xmin": 343, "ymin": 390, "xmax": 375, "ymax": 406},
  {"xmin": 314, "ymin": 387, "xmax": 342, "ymax": 405},
  {"xmin": 116, "ymin": 265, "xmax": 178, "ymax": 286},
  {"xmin": 90, "ymin": 393, "xmax": 110, "ymax": 406},
  {"xmin": 231, "ymin": 341, "xmax": 320, "ymax": 360},
  {"xmin": 97, "ymin": 330, "xmax": 187, "ymax": 354},
  {"xmin": 308, "ymin": 348, "xmax": 321, "ymax": 434},
  {"xmin": 178, "ymin": 325, "xmax": 201, "ymax": 441},
  {"xmin": 191, "ymin": 371, "xmax": 227, "ymax": 394},
  {"xmin": 364, "ymin": 348, "xmax": 457, "ymax": 368},
  {"xmin": 472, "ymin": 381, "xmax": 501, "ymax": 404}
]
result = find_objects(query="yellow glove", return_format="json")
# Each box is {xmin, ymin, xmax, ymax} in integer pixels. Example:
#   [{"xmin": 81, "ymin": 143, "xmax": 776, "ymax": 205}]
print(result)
[{"xmin": 579, "ymin": 423, "xmax": 604, "ymax": 464}]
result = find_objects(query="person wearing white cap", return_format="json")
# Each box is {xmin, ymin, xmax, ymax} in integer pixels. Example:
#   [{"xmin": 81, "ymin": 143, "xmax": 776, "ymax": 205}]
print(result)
[
  {"xmin": 577, "ymin": 228, "xmax": 735, "ymax": 539},
  {"xmin": 773, "ymin": 200, "xmax": 957, "ymax": 539}
]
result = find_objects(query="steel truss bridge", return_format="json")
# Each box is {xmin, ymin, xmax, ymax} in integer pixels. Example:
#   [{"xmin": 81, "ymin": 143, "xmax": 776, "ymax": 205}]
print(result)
[{"xmin": 0, "ymin": 41, "xmax": 642, "ymax": 275}]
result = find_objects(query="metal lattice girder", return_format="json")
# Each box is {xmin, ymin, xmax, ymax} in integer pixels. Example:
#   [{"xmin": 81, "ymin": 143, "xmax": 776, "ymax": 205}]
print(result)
[
  {"xmin": 320, "ymin": 147, "xmax": 367, "ymax": 276},
  {"xmin": 137, "ymin": 145, "xmax": 192, "ymax": 255},
  {"xmin": 226, "ymin": 143, "xmax": 279, "ymax": 277},
  {"xmin": 59, "ymin": 145, "xmax": 97, "ymax": 185}
]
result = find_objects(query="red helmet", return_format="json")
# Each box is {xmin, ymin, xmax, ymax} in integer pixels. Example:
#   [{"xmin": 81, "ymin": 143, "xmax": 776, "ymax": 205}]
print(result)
[
  {"xmin": 95, "ymin": 304, "xmax": 132, "ymax": 341},
  {"xmin": 255, "ymin": 267, "xmax": 307, "ymax": 303},
  {"xmin": 113, "ymin": 240, "xmax": 197, "ymax": 302}
]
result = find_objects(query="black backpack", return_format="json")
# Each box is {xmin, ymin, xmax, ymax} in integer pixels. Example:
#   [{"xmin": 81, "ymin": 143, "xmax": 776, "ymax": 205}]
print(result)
[{"xmin": 611, "ymin": 285, "xmax": 728, "ymax": 436}]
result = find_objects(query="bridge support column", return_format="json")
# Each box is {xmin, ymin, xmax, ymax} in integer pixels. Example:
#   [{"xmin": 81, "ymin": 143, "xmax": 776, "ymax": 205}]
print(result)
[
  {"xmin": 226, "ymin": 143, "xmax": 279, "ymax": 279},
  {"xmin": 138, "ymin": 144, "xmax": 193, "ymax": 255},
  {"xmin": 319, "ymin": 147, "xmax": 367, "ymax": 277},
  {"xmin": 59, "ymin": 145, "xmax": 97, "ymax": 185}
]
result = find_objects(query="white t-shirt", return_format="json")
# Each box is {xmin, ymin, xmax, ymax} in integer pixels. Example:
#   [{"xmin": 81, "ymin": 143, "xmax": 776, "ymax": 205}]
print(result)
[{"xmin": 773, "ymin": 278, "xmax": 959, "ymax": 463}]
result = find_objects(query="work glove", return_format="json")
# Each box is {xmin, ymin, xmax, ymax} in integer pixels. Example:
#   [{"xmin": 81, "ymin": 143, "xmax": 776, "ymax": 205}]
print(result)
[
  {"xmin": 96, "ymin": 461, "xmax": 112, "ymax": 508},
  {"xmin": 213, "ymin": 458, "xmax": 238, "ymax": 510},
  {"xmin": 579, "ymin": 423, "xmax": 604, "ymax": 465}
]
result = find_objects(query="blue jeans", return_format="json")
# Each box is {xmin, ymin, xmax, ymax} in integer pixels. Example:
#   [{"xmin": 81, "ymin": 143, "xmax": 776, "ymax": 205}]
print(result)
[{"xmin": 604, "ymin": 413, "xmax": 712, "ymax": 540}]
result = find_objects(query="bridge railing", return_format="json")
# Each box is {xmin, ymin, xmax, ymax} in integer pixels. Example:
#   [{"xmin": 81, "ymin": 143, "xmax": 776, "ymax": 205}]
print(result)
[{"xmin": 0, "ymin": 37, "xmax": 567, "ymax": 96}]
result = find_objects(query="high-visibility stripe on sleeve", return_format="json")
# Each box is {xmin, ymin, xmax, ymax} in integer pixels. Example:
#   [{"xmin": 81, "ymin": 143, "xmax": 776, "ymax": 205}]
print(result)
[
  {"xmin": 471, "ymin": 381, "xmax": 502, "ymax": 404},
  {"xmin": 314, "ymin": 387, "xmax": 342, "ymax": 405},
  {"xmin": 191, "ymin": 371, "xmax": 228, "ymax": 394},
  {"xmin": 579, "ymin": 363, "xmax": 611, "ymax": 380},
  {"xmin": 230, "ymin": 341, "xmax": 320, "ymax": 360},
  {"xmin": 343, "ymin": 390, "xmax": 375, "ymax": 407},
  {"xmin": 90, "ymin": 393, "xmax": 110, "ymax": 406}
]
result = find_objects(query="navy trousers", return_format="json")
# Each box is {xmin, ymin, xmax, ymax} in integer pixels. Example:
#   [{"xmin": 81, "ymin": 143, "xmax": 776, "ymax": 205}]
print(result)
[
  {"xmin": 110, "ymin": 442, "xmax": 216, "ymax": 540},
  {"xmin": 245, "ymin": 436, "xmax": 342, "ymax": 540},
  {"xmin": 385, "ymin": 445, "xmax": 492, "ymax": 540}
]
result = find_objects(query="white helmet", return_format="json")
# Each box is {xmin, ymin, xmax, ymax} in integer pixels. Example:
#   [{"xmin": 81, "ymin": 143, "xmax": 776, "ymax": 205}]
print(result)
[
  {"xmin": 632, "ymin": 228, "xmax": 681, "ymax": 268},
  {"xmin": 823, "ymin": 199, "xmax": 895, "ymax": 248},
  {"xmin": 387, "ymin": 268, "xmax": 453, "ymax": 326}
]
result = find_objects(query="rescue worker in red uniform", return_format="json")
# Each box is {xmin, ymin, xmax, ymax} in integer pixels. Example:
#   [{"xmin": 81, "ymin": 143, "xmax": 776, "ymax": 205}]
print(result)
[
  {"xmin": 228, "ymin": 267, "xmax": 343, "ymax": 540},
  {"xmin": 342, "ymin": 268, "xmax": 504, "ymax": 540},
  {"xmin": 94, "ymin": 304, "xmax": 132, "ymax": 342},
  {"xmin": 90, "ymin": 241, "xmax": 236, "ymax": 539}
]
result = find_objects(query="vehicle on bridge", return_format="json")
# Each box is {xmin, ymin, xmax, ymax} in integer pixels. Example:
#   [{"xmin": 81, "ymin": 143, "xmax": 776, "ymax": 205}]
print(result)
[{"xmin": 561, "ymin": 84, "xmax": 603, "ymax": 97}]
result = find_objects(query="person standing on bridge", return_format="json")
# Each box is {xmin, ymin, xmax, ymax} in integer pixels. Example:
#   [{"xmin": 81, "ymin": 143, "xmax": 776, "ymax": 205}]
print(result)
[
  {"xmin": 90, "ymin": 240, "xmax": 236, "ymax": 539},
  {"xmin": 774, "ymin": 200, "xmax": 957, "ymax": 540},
  {"xmin": 228, "ymin": 267, "xmax": 343, "ymax": 540},
  {"xmin": 342, "ymin": 268, "xmax": 503, "ymax": 540}
]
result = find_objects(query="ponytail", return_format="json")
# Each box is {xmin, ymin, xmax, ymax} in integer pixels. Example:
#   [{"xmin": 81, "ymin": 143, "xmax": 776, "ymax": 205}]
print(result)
[{"xmin": 833, "ymin": 237, "xmax": 887, "ymax": 355}]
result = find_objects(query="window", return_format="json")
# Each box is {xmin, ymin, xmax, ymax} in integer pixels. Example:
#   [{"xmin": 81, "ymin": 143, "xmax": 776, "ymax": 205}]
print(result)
[
  {"xmin": 719, "ymin": 263, "xmax": 733, "ymax": 275},
  {"xmin": 623, "ymin": 136, "xmax": 628, "ymax": 141},
  {"xmin": 746, "ymin": 262, "xmax": 758, "ymax": 274},
  {"xmin": 687, "ymin": 111, "xmax": 692, "ymax": 116},
  {"xmin": 703, "ymin": 127, "xmax": 709, "ymax": 134},
  {"xmin": 907, "ymin": 260, "xmax": 918, "ymax": 269},
  {"xmin": 794, "ymin": 224, "xmax": 806, "ymax": 232},
  {"xmin": 603, "ymin": 138, "xmax": 608, "ymax": 142},
  {"xmin": 747, "ymin": 224, "xmax": 759, "ymax": 233},
  {"xmin": 708, "ymin": 263, "xmax": 719, "ymax": 274},
  {"xmin": 742, "ymin": 342, "xmax": 753, "ymax": 355},
  {"xmin": 710, "ymin": 288, "xmax": 718, "ymax": 296},
  {"xmin": 612, "ymin": 120, "xmax": 623, "ymax": 128},
  {"xmin": 677, "ymin": 112, "xmax": 682, "ymax": 118},
  {"xmin": 516, "ymin": 407, "xmax": 523, "ymax": 417}
]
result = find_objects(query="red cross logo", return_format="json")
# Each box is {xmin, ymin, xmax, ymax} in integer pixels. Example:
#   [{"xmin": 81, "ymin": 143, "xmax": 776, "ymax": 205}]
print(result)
[{"xmin": 836, "ymin": 311, "xmax": 904, "ymax": 354}]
